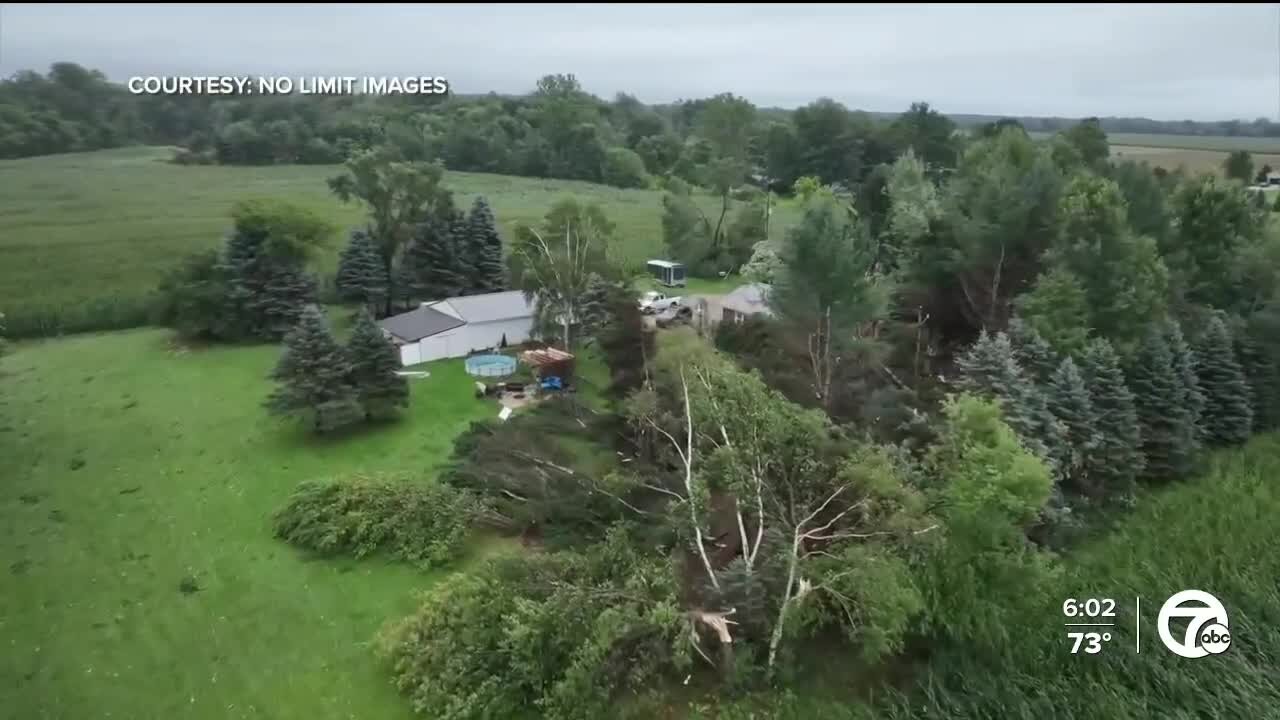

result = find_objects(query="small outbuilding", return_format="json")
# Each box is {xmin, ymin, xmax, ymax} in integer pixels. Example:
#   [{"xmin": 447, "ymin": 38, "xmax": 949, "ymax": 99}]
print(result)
[
  {"xmin": 646, "ymin": 259, "xmax": 687, "ymax": 288},
  {"xmin": 721, "ymin": 283, "xmax": 773, "ymax": 323}
]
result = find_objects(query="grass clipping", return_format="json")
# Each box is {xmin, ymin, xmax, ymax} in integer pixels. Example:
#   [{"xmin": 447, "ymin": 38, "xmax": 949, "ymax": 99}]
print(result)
[{"xmin": 272, "ymin": 474, "xmax": 479, "ymax": 570}]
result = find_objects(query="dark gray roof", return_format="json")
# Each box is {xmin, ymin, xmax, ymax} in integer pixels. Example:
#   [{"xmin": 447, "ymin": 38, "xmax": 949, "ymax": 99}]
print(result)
[{"xmin": 378, "ymin": 304, "xmax": 466, "ymax": 342}]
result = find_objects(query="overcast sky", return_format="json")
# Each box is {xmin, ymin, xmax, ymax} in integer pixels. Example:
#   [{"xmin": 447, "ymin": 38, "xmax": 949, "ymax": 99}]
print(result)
[{"xmin": 2, "ymin": 3, "xmax": 1278, "ymax": 120}]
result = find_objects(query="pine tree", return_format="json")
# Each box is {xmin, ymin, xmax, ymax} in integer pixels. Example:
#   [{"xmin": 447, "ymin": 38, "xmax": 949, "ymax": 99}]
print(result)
[
  {"xmin": 467, "ymin": 197, "xmax": 506, "ymax": 293},
  {"xmin": 346, "ymin": 309, "xmax": 410, "ymax": 420},
  {"xmin": 1242, "ymin": 301, "xmax": 1280, "ymax": 430},
  {"xmin": 1079, "ymin": 338, "xmax": 1143, "ymax": 500},
  {"xmin": 401, "ymin": 218, "xmax": 464, "ymax": 302},
  {"xmin": 955, "ymin": 330, "xmax": 1066, "ymax": 475},
  {"xmin": 1008, "ymin": 318, "xmax": 1059, "ymax": 386},
  {"xmin": 449, "ymin": 212, "xmax": 473, "ymax": 295},
  {"xmin": 266, "ymin": 305, "xmax": 362, "ymax": 433},
  {"xmin": 1164, "ymin": 320, "xmax": 1206, "ymax": 447},
  {"xmin": 220, "ymin": 223, "xmax": 317, "ymax": 340},
  {"xmin": 335, "ymin": 228, "xmax": 389, "ymax": 313},
  {"xmin": 1128, "ymin": 329, "xmax": 1197, "ymax": 480},
  {"xmin": 1046, "ymin": 357, "xmax": 1099, "ymax": 497},
  {"xmin": 1192, "ymin": 315, "xmax": 1253, "ymax": 446}
]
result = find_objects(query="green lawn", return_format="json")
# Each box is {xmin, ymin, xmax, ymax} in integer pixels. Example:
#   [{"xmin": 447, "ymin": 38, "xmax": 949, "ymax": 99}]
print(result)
[
  {"xmin": 0, "ymin": 328, "xmax": 510, "ymax": 719},
  {"xmin": 0, "ymin": 147, "xmax": 796, "ymax": 334}
]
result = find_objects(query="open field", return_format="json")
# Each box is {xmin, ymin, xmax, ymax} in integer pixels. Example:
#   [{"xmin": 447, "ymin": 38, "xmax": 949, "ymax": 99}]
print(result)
[
  {"xmin": 0, "ymin": 327, "xmax": 538, "ymax": 719},
  {"xmin": 0, "ymin": 147, "xmax": 798, "ymax": 336},
  {"xmin": 1030, "ymin": 131, "xmax": 1280, "ymax": 154},
  {"xmin": 1110, "ymin": 144, "xmax": 1280, "ymax": 176}
]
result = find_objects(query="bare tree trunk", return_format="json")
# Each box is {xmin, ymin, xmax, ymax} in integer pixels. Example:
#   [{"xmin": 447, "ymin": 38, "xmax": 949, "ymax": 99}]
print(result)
[{"xmin": 767, "ymin": 530, "xmax": 802, "ymax": 673}]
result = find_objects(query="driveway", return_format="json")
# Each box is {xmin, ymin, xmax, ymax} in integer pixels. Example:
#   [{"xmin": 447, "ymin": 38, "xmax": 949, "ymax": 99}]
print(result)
[{"xmin": 643, "ymin": 293, "xmax": 728, "ymax": 332}]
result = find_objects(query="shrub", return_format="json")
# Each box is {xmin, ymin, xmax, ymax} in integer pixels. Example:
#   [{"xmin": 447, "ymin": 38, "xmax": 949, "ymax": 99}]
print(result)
[
  {"xmin": 4, "ymin": 296, "xmax": 156, "ymax": 339},
  {"xmin": 272, "ymin": 475, "xmax": 478, "ymax": 569},
  {"xmin": 602, "ymin": 146, "xmax": 650, "ymax": 189}
]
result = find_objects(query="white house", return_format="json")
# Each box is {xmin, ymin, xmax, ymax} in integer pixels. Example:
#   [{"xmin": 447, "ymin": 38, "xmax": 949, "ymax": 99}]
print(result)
[{"xmin": 378, "ymin": 290, "xmax": 536, "ymax": 366}]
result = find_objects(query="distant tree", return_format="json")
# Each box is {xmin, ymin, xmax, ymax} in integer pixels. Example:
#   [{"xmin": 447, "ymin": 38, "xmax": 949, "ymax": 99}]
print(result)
[
  {"xmin": 328, "ymin": 150, "xmax": 456, "ymax": 315},
  {"xmin": 1223, "ymin": 150, "xmax": 1254, "ymax": 183},
  {"xmin": 1060, "ymin": 117, "xmax": 1109, "ymax": 167},
  {"xmin": 1128, "ymin": 328, "xmax": 1198, "ymax": 480},
  {"xmin": 1049, "ymin": 175, "xmax": 1169, "ymax": 347},
  {"xmin": 1165, "ymin": 320, "xmax": 1207, "ymax": 447},
  {"xmin": 635, "ymin": 133, "xmax": 682, "ymax": 176},
  {"xmin": 596, "ymin": 281, "xmax": 654, "ymax": 397},
  {"xmin": 334, "ymin": 228, "xmax": 389, "ymax": 314},
  {"xmin": 887, "ymin": 101, "xmax": 960, "ymax": 170},
  {"xmin": 219, "ymin": 200, "xmax": 327, "ymax": 340},
  {"xmin": 400, "ymin": 217, "xmax": 464, "ymax": 302},
  {"xmin": 601, "ymin": 146, "xmax": 650, "ymax": 188},
  {"xmin": 1241, "ymin": 299, "xmax": 1280, "ymax": 429},
  {"xmin": 1015, "ymin": 268, "xmax": 1092, "ymax": 357},
  {"xmin": 741, "ymin": 241, "xmax": 782, "ymax": 285},
  {"xmin": 345, "ymin": 309, "xmax": 409, "ymax": 420},
  {"xmin": 1110, "ymin": 160, "xmax": 1171, "ymax": 243},
  {"xmin": 266, "ymin": 305, "xmax": 362, "ymax": 434},
  {"xmin": 1079, "ymin": 338, "xmax": 1143, "ymax": 501},
  {"xmin": 154, "ymin": 250, "xmax": 232, "ymax": 340},
  {"xmin": 465, "ymin": 197, "xmax": 506, "ymax": 293},
  {"xmin": 1192, "ymin": 315, "xmax": 1253, "ymax": 446},
  {"xmin": 511, "ymin": 202, "xmax": 616, "ymax": 348},
  {"xmin": 1006, "ymin": 318, "xmax": 1059, "ymax": 386},
  {"xmin": 1166, "ymin": 175, "xmax": 1265, "ymax": 313},
  {"xmin": 954, "ymin": 330, "xmax": 1065, "ymax": 475},
  {"xmin": 1045, "ymin": 357, "xmax": 1099, "ymax": 497}
]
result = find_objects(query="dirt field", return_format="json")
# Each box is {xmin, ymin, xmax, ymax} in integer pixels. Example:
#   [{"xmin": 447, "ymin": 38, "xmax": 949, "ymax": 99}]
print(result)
[{"xmin": 1109, "ymin": 145, "xmax": 1280, "ymax": 176}]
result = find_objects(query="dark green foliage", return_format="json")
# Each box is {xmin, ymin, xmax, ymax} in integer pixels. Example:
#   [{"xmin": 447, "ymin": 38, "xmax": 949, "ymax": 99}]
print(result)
[
  {"xmin": 1164, "ymin": 320, "xmax": 1206, "ymax": 446},
  {"xmin": 334, "ymin": 228, "xmax": 389, "ymax": 312},
  {"xmin": 400, "ymin": 217, "xmax": 464, "ymax": 301},
  {"xmin": 465, "ymin": 196, "xmax": 506, "ymax": 293},
  {"xmin": 265, "ymin": 305, "xmax": 362, "ymax": 433},
  {"xmin": 376, "ymin": 527, "xmax": 684, "ymax": 720},
  {"xmin": 1165, "ymin": 175, "xmax": 1265, "ymax": 314},
  {"xmin": 1045, "ymin": 357, "xmax": 1098, "ymax": 496},
  {"xmin": 345, "ymin": 310, "xmax": 409, "ymax": 420},
  {"xmin": 1128, "ymin": 328, "xmax": 1198, "ymax": 480},
  {"xmin": 153, "ymin": 250, "xmax": 232, "ymax": 341},
  {"xmin": 1223, "ymin": 149, "xmax": 1254, "ymax": 183},
  {"xmin": 218, "ymin": 202, "xmax": 324, "ymax": 340},
  {"xmin": 272, "ymin": 476, "xmax": 476, "ymax": 569},
  {"xmin": 1192, "ymin": 315, "xmax": 1253, "ymax": 446},
  {"xmin": 1110, "ymin": 160, "xmax": 1170, "ymax": 243},
  {"xmin": 602, "ymin": 146, "xmax": 650, "ymax": 188},
  {"xmin": 1014, "ymin": 268, "xmax": 1091, "ymax": 356},
  {"xmin": 954, "ymin": 330, "xmax": 1065, "ymax": 475},
  {"xmin": 1006, "ymin": 318, "xmax": 1059, "ymax": 386},
  {"xmin": 1058, "ymin": 117, "xmax": 1109, "ymax": 167},
  {"xmin": 441, "ymin": 403, "xmax": 636, "ymax": 546},
  {"xmin": 5, "ymin": 297, "xmax": 154, "ymax": 340},
  {"xmin": 597, "ymin": 282, "xmax": 653, "ymax": 398},
  {"xmin": 919, "ymin": 394, "xmax": 1054, "ymax": 652},
  {"xmin": 1241, "ymin": 300, "xmax": 1280, "ymax": 429},
  {"xmin": 1079, "ymin": 339, "xmax": 1143, "ymax": 500}
]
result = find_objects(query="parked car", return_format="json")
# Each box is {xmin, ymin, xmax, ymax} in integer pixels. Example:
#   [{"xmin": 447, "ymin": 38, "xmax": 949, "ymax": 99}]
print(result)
[
  {"xmin": 639, "ymin": 290, "xmax": 683, "ymax": 314},
  {"xmin": 654, "ymin": 304, "xmax": 694, "ymax": 328}
]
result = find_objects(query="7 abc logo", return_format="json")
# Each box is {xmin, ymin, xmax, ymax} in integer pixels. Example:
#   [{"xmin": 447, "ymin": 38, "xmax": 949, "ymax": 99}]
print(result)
[{"xmin": 1157, "ymin": 590, "xmax": 1232, "ymax": 658}]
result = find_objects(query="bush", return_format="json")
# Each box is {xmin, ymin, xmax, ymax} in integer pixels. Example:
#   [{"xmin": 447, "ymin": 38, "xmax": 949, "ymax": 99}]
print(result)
[
  {"xmin": 602, "ymin": 146, "xmax": 650, "ymax": 189},
  {"xmin": 272, "ymin": 475, "xmax": 478, "ymax": 569},
  {"xmin": 376, "ymin": 527, "xmax": 685, "ymax": 720}
]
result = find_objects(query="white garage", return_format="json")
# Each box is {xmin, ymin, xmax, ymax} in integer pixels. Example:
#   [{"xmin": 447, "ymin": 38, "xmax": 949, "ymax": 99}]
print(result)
[{"xmin": 378, "ymin": 290, "xmax": 537, "ymax": 367}]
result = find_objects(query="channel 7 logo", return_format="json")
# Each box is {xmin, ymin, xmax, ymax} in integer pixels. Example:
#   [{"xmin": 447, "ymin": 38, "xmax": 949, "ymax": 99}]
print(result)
[{"xmin": 1157, "ymin": 590, "xmax": 1232, "ymax": 658}]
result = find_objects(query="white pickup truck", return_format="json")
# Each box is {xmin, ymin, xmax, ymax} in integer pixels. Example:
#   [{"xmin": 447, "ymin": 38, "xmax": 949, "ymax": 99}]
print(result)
[{"xmin": 639, "ymin": 290, "xmax": 683, "ymax": 314}]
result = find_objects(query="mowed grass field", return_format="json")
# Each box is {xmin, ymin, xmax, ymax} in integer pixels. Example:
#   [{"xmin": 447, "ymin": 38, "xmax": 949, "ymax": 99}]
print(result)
[
  {"xmin": 0, "ymin": 147, "xmax": 796, "ymax": 334},
  {"xmin": 1110, "ymin": 144, "xmax": 1280, "ymax": 176},
  {"xmin": 0, "ymin": 326, "xmax": 525, "ymax": 719}
]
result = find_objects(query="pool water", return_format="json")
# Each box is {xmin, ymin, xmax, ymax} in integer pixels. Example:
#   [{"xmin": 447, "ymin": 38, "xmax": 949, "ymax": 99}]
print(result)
[{"xmin": 464, "ymin": 354, "xmax": 517, "ymax": 378}]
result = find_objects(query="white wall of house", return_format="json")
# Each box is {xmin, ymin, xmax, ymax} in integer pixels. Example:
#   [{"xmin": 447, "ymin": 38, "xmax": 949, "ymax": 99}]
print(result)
[{"xmin": 396, "ymin": 317, "xmax": 534, "ymax": 367}]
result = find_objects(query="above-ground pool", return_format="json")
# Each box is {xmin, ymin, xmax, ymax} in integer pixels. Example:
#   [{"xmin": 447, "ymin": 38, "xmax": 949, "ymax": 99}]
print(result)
[{"xmin": 465, "ymin": 354, "xmax": 517, "ymax": 378}]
